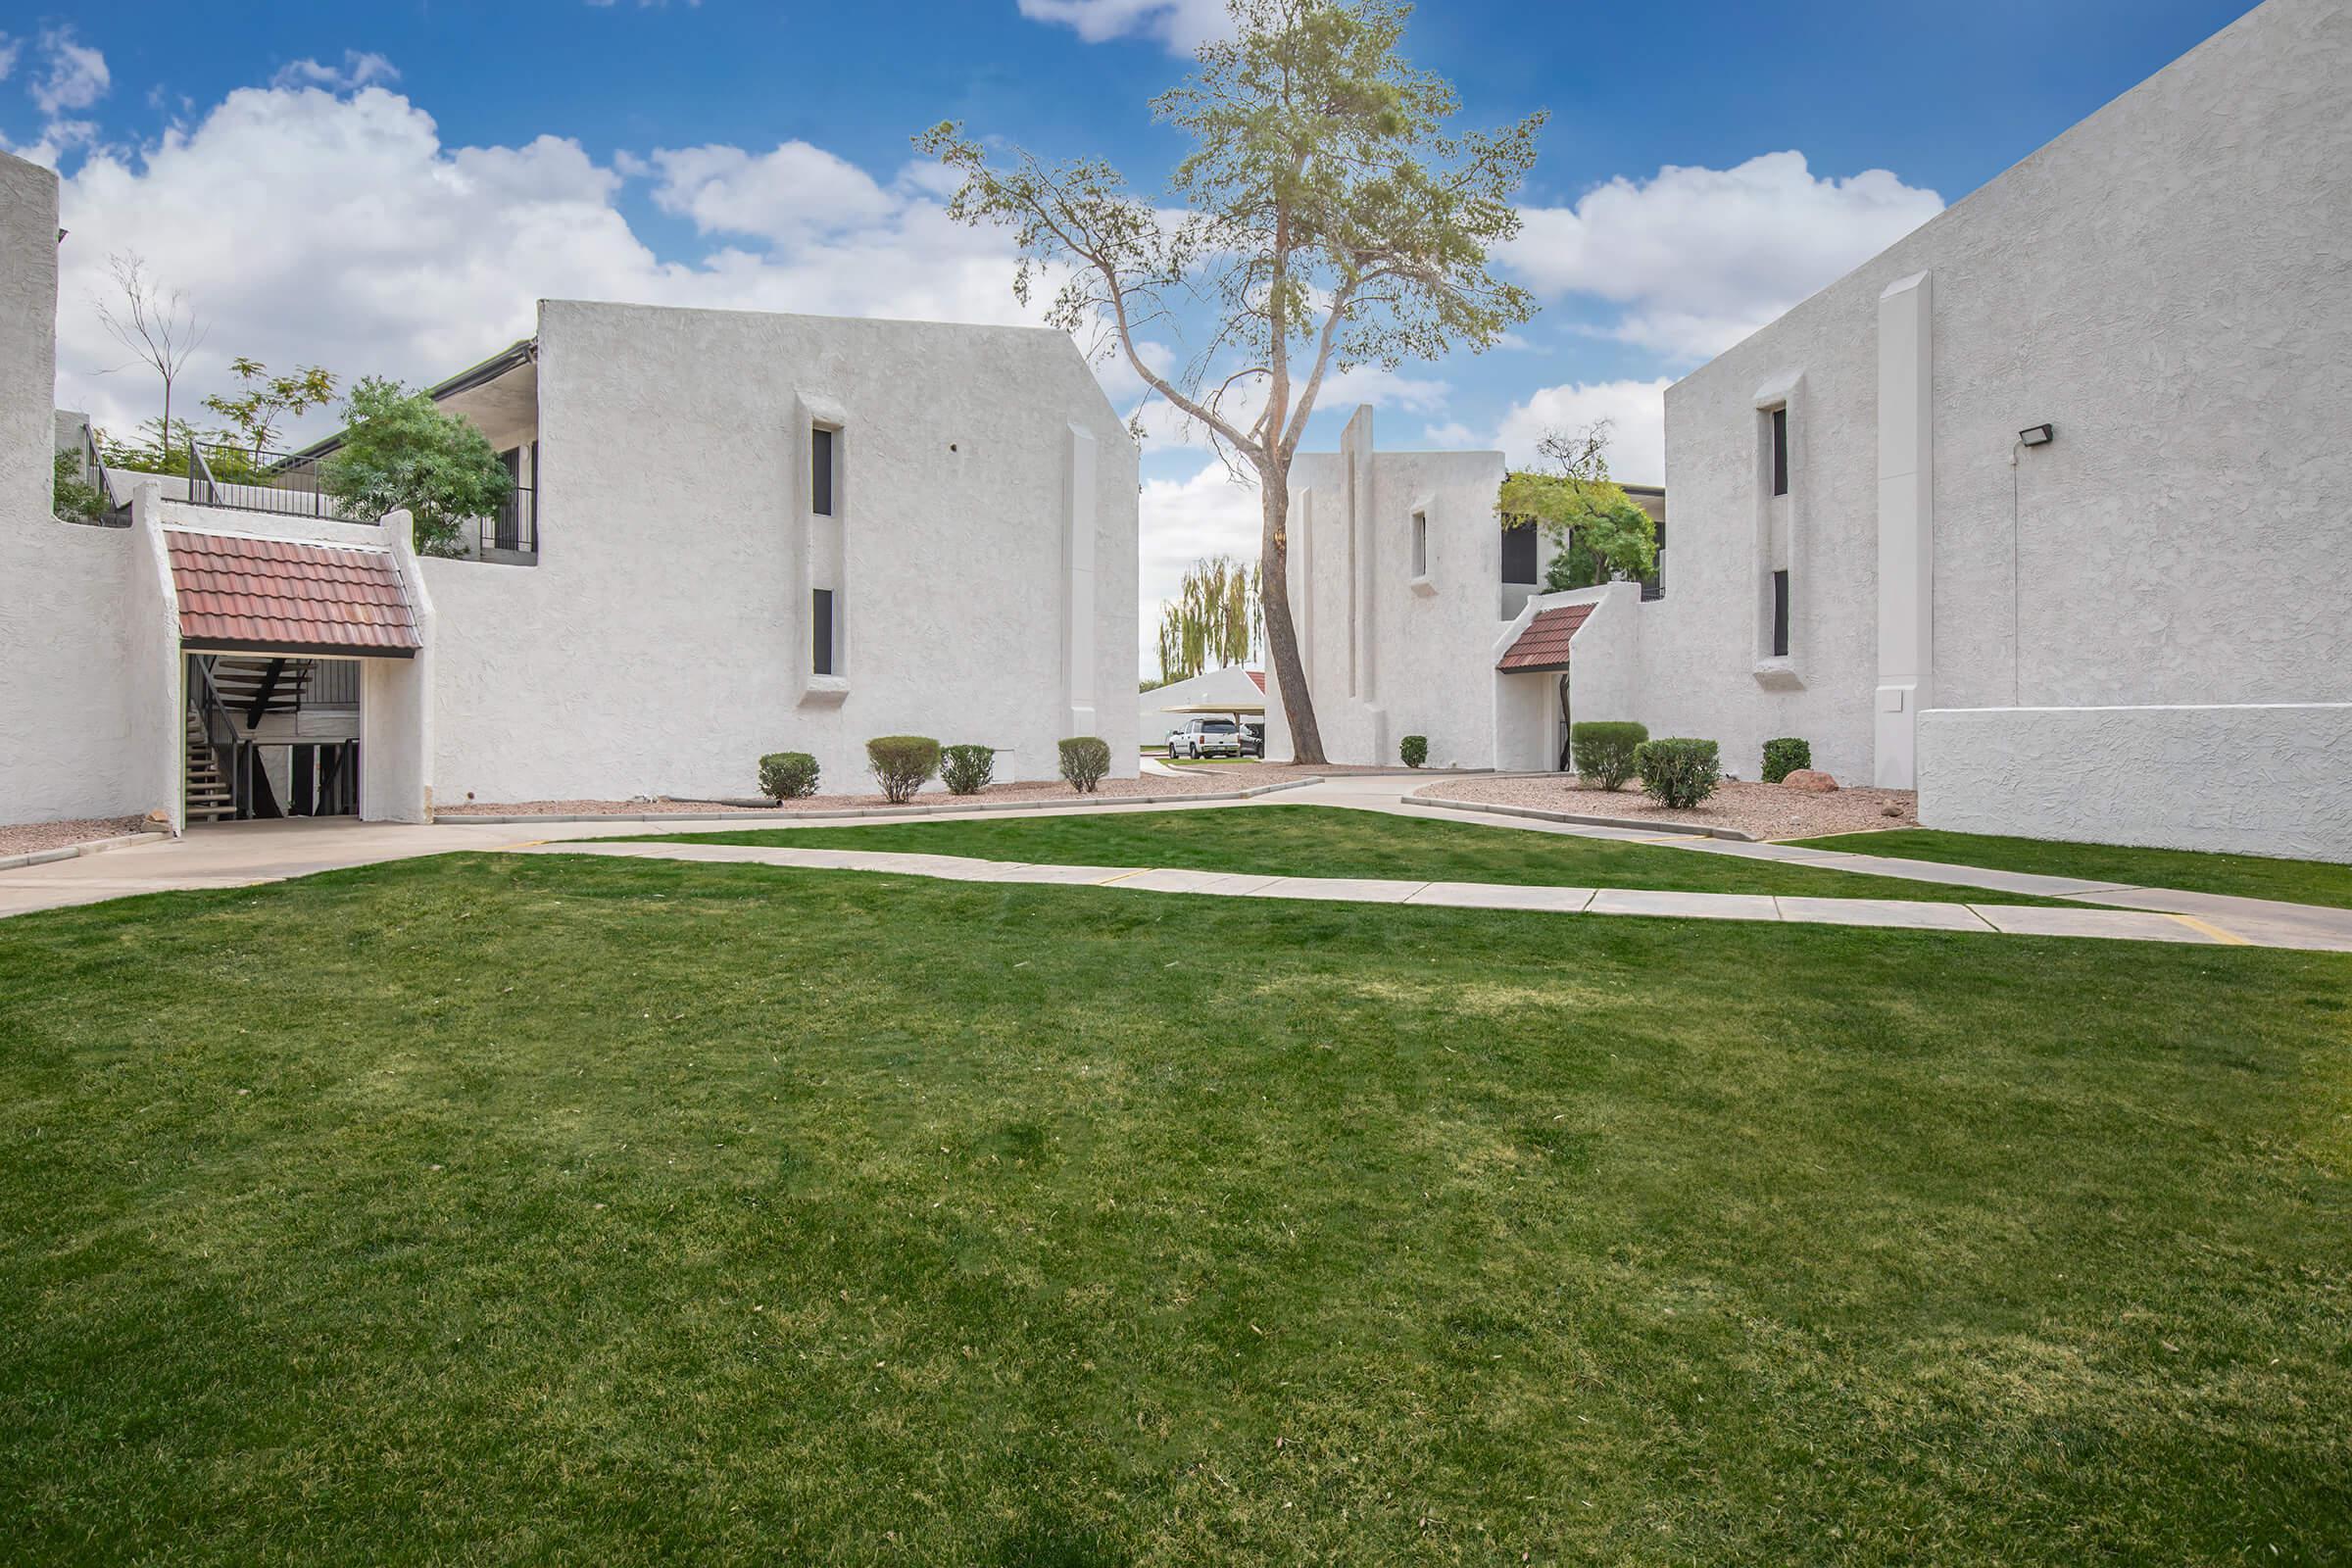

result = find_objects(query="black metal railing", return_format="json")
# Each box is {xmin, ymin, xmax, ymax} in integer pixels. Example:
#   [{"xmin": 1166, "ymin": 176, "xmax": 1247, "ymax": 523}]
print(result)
[
  {"xmin": 478, "ymin": 486, "xmax": 537, "ymax": 558},
  {"xmin": 183, "ymin": 441, "xmax": 374, "ymax": 522}
]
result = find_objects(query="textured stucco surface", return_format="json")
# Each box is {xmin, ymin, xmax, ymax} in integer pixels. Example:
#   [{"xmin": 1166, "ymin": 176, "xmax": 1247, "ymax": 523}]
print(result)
[
  {"xmin": 0, "ymin": 152, "xmax": 151, "ymax": 827},
  {"xmin": 423, "ymin": 300, "xmax": 1139, "ymax": 804},
  {"xmin": 1270, "ymin": 408, "xmax": 1516, "ymax": 769},
  {"xmin": 1649, "ymin": 0, "xmax": 2351, "ymax": 805},
  {"xmin": 1920, "ymin": 704, "xmax": 2352, "ymax": 862}
]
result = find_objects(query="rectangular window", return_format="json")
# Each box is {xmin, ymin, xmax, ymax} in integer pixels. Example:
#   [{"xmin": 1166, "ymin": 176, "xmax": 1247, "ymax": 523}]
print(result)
[
  {"xmin": 1772, "ymin": 569, "xmax": 1790, "ymax": 658},
  {"xmin": 811, "ymin": 426, "xmax": 836, "ymax": 516},
  {"xmin": 811, "ymin": 588, "xmax": 836, "ymax": 675},
  {"xmin": 1499, "ymin": 520, "xmax": 1538, "ymax": 585},
  {"xmin": 1770, "ymin": 407, "xmax": 1789, "ymax": 497},
  {"xmin": 1412, "ymin": 512, "xmax": 1429, "ymax": 578}
]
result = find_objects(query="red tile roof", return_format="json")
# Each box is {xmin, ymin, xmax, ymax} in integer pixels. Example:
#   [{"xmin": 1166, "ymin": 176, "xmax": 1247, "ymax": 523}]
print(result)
[
  {"xmin": 1495, "ymin": 603, "xmax": 1593, "ymax": 672},
  {"xmin": 1247, "ymin": 669, "xmax": 1266, "ymax": 693},
  {"xmin": 168, "ymin": 530, "xmax": 420, "ymax": 656}
]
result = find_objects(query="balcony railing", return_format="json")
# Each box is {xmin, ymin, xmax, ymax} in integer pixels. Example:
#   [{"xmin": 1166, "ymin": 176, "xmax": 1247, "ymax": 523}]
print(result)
[
  {"xmin": 478, "ymin": 486, "xmax": 537, "ymax": 559},
  {"xmin": 185, "ymin": 441, "xmax": 374, "ymax": 522}
]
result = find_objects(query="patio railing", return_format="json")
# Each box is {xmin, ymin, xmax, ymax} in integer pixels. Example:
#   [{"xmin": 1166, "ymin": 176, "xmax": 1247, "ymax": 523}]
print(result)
[{"xmin": 184, "ymin": 441, "xmax": 374, "ymax": 522}]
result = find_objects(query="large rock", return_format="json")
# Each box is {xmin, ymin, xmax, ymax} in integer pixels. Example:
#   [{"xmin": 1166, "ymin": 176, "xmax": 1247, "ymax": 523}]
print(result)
[{"xmin": 1783, "ymin": 769, "xmax": 1839, "ymax": 792}]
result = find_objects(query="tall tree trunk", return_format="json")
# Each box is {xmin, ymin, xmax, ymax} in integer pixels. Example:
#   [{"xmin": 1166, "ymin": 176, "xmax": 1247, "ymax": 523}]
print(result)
[{"xmin": 1258, "ymin": 472, "xmax": 1326, "ymax": 764}]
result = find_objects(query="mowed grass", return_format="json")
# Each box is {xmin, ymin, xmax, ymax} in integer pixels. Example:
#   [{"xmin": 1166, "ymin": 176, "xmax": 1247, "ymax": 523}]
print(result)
[
  {"xmin": 1797, "ymin": 826, "xmax": 2352, "ymax": 909},
  {"xmin": 3, "ymin": 853, "xmax": 2349, "ymax": 1563},
  {"xmin": 631, "ymin": 804, "xmax": 2077, "ymax": 905}
]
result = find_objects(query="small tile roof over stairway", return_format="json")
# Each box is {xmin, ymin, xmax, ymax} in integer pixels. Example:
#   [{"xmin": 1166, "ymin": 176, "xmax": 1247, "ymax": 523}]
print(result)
[
  {"xmin": 167, "ymin": 530, "xmax": 420, "ymax": 656},
  {"xmin": 1496, "ymin": 603, "xmax": 1593, "ymax": 672}
]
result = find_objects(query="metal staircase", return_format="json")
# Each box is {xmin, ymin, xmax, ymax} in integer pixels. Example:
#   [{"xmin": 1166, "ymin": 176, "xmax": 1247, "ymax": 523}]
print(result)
[
  {"xmin": 184, "ymin": 656, "xmax": 349, "ymax": 823},
  {"xmin": 184, "ymin": 710, "xmax": 234, "ymax": 822}
]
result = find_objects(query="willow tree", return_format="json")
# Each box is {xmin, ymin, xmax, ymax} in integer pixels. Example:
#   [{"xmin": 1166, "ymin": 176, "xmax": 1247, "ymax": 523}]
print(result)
[
  {"xmin": 1154, "ymin": 554, "xmax": 1262, "ymax": 684},
  {"xmin": 919, "ymin": 0, "xmax": 1541, "ymax": 763}
]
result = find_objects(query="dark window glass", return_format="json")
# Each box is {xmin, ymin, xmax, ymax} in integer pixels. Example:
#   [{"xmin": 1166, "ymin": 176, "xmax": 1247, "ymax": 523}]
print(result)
[
  {"xmin": 811, "ymin": 427, "xmax": 835, "ymax": 516},
  {"xmin": 1500, "ymin": 520, "xmax": 1539, "ymax": 584},
  {"xmin": 812, "ymin": 588, "xmax": 835, "ymax": 675},
  {"xmin": 1772, "ymin": 569, "xmax": 1790, "ymax": 658},
  {"xmin": 1771, "ymin": 408, "xmax": 1789, "ymax": 497}
]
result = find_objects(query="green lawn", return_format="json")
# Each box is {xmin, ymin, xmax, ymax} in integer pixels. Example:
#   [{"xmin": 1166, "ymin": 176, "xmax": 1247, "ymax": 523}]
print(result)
[
  {"xmin": 629, "ymin": 804, "xmax": 2078, "ymax": 905},
  {"xmin": 3, "ymin": 853, "xmax": 2347, "ymax": 1562},
  {"xmin": 1795, "ymin": 827, "xmax": 2352, "ymax": 909}
]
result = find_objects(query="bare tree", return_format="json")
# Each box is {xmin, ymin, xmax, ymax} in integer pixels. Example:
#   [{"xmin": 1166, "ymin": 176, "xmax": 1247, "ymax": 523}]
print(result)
[
  {"xmin": 922, "ymin": 0, "xmax": 1541, "ymax": 762},
  {"xmin": 96, "ymin": 254, "xmax": 208, "ymax": 462}
]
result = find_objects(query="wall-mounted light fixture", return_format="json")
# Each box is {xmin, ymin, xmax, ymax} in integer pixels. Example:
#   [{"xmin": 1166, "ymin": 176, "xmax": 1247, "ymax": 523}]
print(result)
[{"xmin": 2018, "ymin": 422, "xmax": 2056, "ymax": 447}]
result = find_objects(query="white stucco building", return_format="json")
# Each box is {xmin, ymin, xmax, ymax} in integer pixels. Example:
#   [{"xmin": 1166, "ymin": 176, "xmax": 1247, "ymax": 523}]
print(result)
[
  {"xmin": 1140, "ymin": 665, "xmax": 1263, "ymax": 750},
  {"xmin": 0, "ymin": 149, "xmax": 1139, "ymax": 831},
  {"xmin": 1277, "ymin": 0, "xmax": 2351, "ymax": 860}
]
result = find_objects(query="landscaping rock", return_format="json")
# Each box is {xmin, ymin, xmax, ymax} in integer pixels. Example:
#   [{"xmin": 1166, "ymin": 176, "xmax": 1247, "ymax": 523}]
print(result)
[{"xmin": 1783, "ymin": 769, "xmax": 1839, "ymax": 792}]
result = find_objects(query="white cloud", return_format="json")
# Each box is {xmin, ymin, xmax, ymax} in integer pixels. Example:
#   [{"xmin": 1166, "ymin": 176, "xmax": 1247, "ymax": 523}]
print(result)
[
  {"xmin": 1490, "ymin": 378, "xmax": 1672, "ymax": 484},
  {"xmin": 1137, "ymin": 459, "xmax": 1262, "ymax": 663},
  {"xmin": 0, "ymin": 34, "xmax": 21, "ymax": 82},
  {"xmin": 48, "ymin": 78, "xmax": 1064, "ymax": 440},
  {"xmin": 1506, "ymin": 151, "xmax": 1942, "ymax": 360},
  {"xmin": 647, "ymin": 141, "xmax": 898, "ymax": 244},
  {"xmin": 31, "ymin": 27, "xmax": 109, "ymax": 117},
  {"xmin": 1320, "ymin": 365, "xmax": 1449, "ymax": 416},
  {"xmin": 1016, "ymin": 0, "xmax": 1234, "ymax": 52},
  {"xmin": 270, "ymin": 52, "xmax": 400, "ymax": 92}
]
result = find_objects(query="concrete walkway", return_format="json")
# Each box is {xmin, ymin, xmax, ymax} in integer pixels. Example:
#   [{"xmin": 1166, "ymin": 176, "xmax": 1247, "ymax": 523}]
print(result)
[
  {"xmin": 1, "ymin": 773, "xmax": 2347, "ymax": 951},
  {"xmin": 506, "ymin": 838, "xmax": 2242, "ymax": 947}
]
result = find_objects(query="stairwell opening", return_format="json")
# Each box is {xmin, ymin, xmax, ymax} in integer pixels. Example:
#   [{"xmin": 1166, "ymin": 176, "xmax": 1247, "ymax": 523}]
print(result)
[{"xmin": 184, "ymin": 653, "xmax": 363, "ymax": 823}]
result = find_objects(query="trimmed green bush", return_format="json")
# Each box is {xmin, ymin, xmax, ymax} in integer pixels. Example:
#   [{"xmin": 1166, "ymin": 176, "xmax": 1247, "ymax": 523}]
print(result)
[
  {"xmin": 757, "ymin": 751, "xmax": 820, "ymax": 801},
  {"xmin": 1058, "ymin": 737, "xmax": 1112, "ymax": 794},
  {"xmin": 866, "ymin": 735, "xmax": 941, "ymax": 805},
  {"xmin": 1571, "ymin": 720, "xmax": 1648, "ymax": 791},
  {"xmin": 941, "ymin": 744, "xmax": 997, "ymax": 796},
  {"xmin": 1635, "ymin": 738, "xmax": 1721, "ymax": 809},
  {"xmin": 1399, "ymin": 734, "xmax": 1429, "ymax": 768},
  {"xmin": 1761, "ymin": 736, "xmax": 1812, "ymax": 785}
]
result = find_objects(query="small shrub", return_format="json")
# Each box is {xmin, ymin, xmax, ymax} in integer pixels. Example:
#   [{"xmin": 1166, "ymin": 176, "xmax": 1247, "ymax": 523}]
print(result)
[
  {"xmin": 1571, "ymin": 720, "xmax": 1648, "ymax": 791},
  {"xmin": 757, "ymin": 751, "xmax": 820, "ymax": 801},
  {"xmin": 941, "ymin": 744, "xmax": 997, "ymax": 796},
  {"xmin": 866, "ymin": 735, "xmax": 941, "ymax": 804},
  {"xmin": 1058, "ymin": 736, "xmax": 1111, "ymax": 794},
  {"xmin": 1634, "ymin": 737, "xmax": 1721, "ymax": 809},
  {"xmin": 1761, "ymin": 736, "xmax": 1812, "ymax": 785},
  {"xmin": 1399, "ymin": 734, "xmax": 1429, "ymax": 768},
  {"xmin": 52, "ymin": 449, "xmax": 108, "ymax": 524}
]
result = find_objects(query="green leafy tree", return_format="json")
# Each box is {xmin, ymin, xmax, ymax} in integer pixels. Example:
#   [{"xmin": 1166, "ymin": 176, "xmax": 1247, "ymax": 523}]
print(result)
[
  {"xmin": 1154, "ymin": 553, "xmax": 1262, "ymax": 683},
  {"xmin": 1498, "ymin": 420, "xmax": 1657, "ymax": 592},
  {"xmin": 203, "ymin": 357, "xmax": 338, "ymax": 463},
  {"xmin": 52, "ymin": 448, "xmax": 108, "ymax": 523},
  {"xmin": 318, "ymin": 377, "xmax": 513, "ymax": 558},
  {"xmin": 921, "ymin": 0, "xmax": 1543, "ymax": 764},
  {"xmin": 94, "ymin": 418, "xmax": 266, "ymax": 481}
]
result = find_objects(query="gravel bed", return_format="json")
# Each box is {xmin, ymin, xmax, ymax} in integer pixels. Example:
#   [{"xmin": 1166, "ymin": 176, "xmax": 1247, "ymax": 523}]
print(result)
[
  {"xmin": 436, "ymin": 774, "xmax": 1252, "ymax": 817},
  {"xmin": 0, "ymin": 815, "xmax": 154, "ymax": 858},
  {"xmin": 1410, "ymin": 776, "xmax": 1919, "ymax": 841}
]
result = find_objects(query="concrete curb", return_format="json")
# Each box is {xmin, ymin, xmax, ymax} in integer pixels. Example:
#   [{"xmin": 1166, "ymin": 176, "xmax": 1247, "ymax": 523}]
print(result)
[
  {"xmin": 0, "ymin": 830, "xmax": 170, "ymax": 873},
  {"xmin": 1405, "ymin": 793, "xmax": 1760, "ymax": 842},
  {"xmin": 436, "ymin": 777, "xmax": 1329, "ymax": 827}
]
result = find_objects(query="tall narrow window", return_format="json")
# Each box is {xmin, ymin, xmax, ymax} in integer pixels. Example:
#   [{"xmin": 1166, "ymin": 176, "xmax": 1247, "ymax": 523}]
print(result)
[
  {"xmin": 811, "ymin": 588, "xmax": 836, "ymax": 675},
  {"xmin": 1772, "ymin": 569, "xmax": 1790, "ymax": 658},
  {"xmin": 1642, "ymin": 511, "xmax": 1665, "ymax": 601},
  {"xmin": 811, "ymin": 426, "xmax": 836, "ymax": 516},
  {"xmin": 1499, "ymin": 519, "xmax": 1538, "ymax": 585},
  {"xmin": 1412, "ymin": 512, "xmax": 1429, "ymax": 578},
  {"xmin": 1770, "ymin": 407, "xmax": 1789, "ymax": 497}
]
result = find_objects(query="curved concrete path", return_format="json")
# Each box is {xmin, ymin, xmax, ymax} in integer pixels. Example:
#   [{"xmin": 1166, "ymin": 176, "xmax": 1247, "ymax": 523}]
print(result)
[
  {"xmin": 1, "ymin": 770, "xmax": 2346, "ymax": 951},
  {"xmin": 505, "ymin": 837, "xmax": 2241, "ymax": 947}
]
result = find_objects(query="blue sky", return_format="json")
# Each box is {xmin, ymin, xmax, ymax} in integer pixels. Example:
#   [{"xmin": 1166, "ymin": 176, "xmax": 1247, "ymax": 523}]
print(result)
[{"xmin": 3, "ymin": 0, "xmax": 2259, "ymax": 667}]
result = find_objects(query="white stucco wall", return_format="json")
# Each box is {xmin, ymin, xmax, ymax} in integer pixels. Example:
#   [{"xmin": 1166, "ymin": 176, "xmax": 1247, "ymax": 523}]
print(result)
[
  {"xmin": 1277, "ymin": 408, "xmax": 1513, "ymax": 768},
  {"xmin": 1920, "ymin": 704, "xmax": 2352, "ymax": 862},
  {"xmin": 1489, "ymin": 582, "xmax": 1643, "ymax": 775},
  {"xmin": 1650, "ymin": 0, "xmax": 2352, "ymax": 810},
  {"xmin": 422, "ymin": 301, "xmax": 1139, "ymax": 805},
  {"xmin": 0, "ymin": 152, "xmax": 151, "ymax": 826}
]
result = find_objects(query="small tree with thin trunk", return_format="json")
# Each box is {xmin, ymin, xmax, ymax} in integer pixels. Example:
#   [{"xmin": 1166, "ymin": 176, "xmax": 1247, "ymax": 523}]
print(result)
[
  {"xmin": 96, "ymin": 253, "xmax": 208, "ymax": 464},
  {"xmin": 1499, "ymin": 418, "xmax": 1658, "ymax": 591},
  {"xmin": 920, "ymin": 0, "xmax": 1541, "ymax": 763}
]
